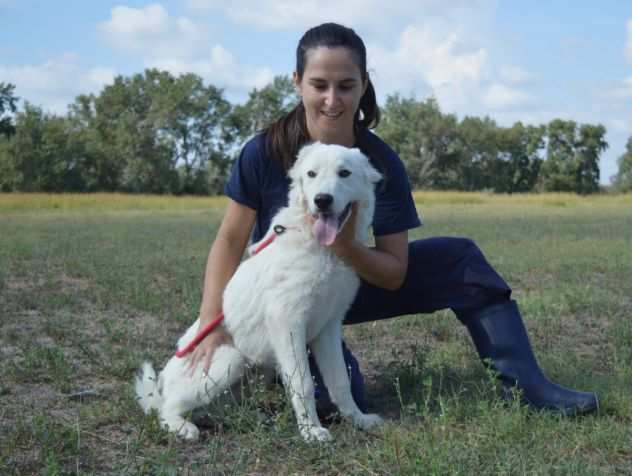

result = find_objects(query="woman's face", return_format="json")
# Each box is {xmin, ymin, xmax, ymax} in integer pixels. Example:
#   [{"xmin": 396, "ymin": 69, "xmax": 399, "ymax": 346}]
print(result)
[{"xmin": 294, "ymin": 46, "xmax": 367, "ymax": 147}]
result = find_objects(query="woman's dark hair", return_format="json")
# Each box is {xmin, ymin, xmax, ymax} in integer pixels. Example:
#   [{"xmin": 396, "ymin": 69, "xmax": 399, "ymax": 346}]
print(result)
[{"xmin": 265, "ymin": 22, "xmax": 381, "ymax": 171}]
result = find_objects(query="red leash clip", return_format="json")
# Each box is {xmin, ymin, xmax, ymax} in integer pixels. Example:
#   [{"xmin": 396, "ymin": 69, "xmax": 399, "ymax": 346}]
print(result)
[{"xmin": 175, "ymin": 311, "xmax": 225, "ymax": 358}]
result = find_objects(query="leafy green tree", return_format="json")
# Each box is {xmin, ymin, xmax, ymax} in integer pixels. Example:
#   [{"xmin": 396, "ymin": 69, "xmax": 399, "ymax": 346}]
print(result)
[
  {"xmin": 76, "ymin": 69, "xmax": 234, "ymax": 194},
  {"xmin": 146, "ymin": 70, "xmax": 233, "ymax": 194},
  {"xmin": 67, "ymin": 94, "xmax": 121, "ymax": 191},
  {"xmin": 456, "ymin": 116, "xmax": 499, "ymax": 191},
  {"xmin": 494, "ymin": 123, "xmax": 544, "ymax": 193},
  {"xmin": 0, "ymin": 82, "xmax": 18, "ymax": 138},
  {"xmin": 539, "ymin": 119, "xmax": 606, "ymax": 194},
  {"xmin": 539, "ymin": 119, "xmax": 577, "ymax": 192},
  {"xmin": 378, "ymin": 95, "xmax": 462, "ymax": 189},
  {"xmin": 0, "ymin": 137, "xmax": 13, "ymax": 191},
  {"xmin": 575, "ymin": 124, "xmax": 607, "ymax": 194},
  {"xmin": 2, "ymin": 104, "xmax": 89, "ymax": 192},
  {"xmin": 232, "ymin": 75, "xmax": 299, "ymax": 141},
  {"xmin": 612, "ymin": 136, "xmax": 632, "ymax": 192}
]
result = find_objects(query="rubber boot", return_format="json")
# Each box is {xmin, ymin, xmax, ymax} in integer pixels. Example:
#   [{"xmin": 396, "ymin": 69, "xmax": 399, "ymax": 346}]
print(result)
[{"xmin": 459, "ymin": 300, "xmax": 598, "ymax": 414}]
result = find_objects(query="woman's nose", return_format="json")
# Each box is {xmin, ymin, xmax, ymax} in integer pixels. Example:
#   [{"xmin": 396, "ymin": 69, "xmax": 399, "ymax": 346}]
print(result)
[{"xmin": 324, "ymin": 87, "xmax": 339, "ymax": 106}]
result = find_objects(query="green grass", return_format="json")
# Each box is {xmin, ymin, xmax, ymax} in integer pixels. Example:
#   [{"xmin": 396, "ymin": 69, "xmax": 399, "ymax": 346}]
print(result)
[{"xmin": 1, "ymin": 193, "xmax": 631, "ymax": 475}]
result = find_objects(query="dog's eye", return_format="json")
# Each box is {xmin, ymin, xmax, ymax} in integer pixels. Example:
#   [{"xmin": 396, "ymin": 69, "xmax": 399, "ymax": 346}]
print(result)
[
  {"xmin": 307, "ymin": 171, "xmax": 317, "ymax": 178},
  {"xmin": 338, "ymin": 169, "xmax": 351, "ymax": 178}
]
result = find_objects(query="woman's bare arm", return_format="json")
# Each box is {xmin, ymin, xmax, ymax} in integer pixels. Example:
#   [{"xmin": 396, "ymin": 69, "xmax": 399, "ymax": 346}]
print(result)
[{"xmin": 330, "ymin": 204, "xmax": 409, "ymax": 291}]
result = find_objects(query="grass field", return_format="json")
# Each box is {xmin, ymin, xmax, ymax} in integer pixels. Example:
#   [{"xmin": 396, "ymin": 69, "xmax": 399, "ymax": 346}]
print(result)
[{"xmin": 1, "ymin": 192, "xmax": 631, "ymax": 475}]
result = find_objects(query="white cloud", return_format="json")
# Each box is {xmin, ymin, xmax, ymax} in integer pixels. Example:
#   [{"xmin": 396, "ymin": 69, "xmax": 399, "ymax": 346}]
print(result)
[
  {"xmin": 602, "ymin": 76, "xmax": 632, "ymax": 102},
  {"xmin": 98, "ymin": 4, "xmax": 274, "ymax": 97},
  {"xmin": 149, "ymin": 46, "xmax": 274, "ymax": 95},
  {"xmin": 185, "ymin": 1, "xmax": 499, "ymax": 111},
  {"xmin": 184, "ymin": 0, "xmax": 490, "ymax": 33},
  {"xmin": 482, "ymin": 83, "xmax": 531, "ymax": 110},
  {"xmin": 0, "ymin": 54, "xmax": 116, "ymax": 114},
  {"xmin": 369, "ymin": 23, "xmax": 488, "ymax": 112},
  {"xmin": 99, "ymin": 4, "xmax": 208, "ymax": 59},
  {"xmin": 499, "ymin": 65, "xmax": 537, "ymax": 85},
  {"xmin": 608, "ymin": 118, "xmax": 630, "ymax": 133},
  {"xmin": 625, "ymin": 19, "xmax": 632, "ymax": 63}
]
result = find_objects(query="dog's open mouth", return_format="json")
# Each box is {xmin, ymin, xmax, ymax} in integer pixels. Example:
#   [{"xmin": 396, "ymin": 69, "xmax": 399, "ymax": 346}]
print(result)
[{"xmin": 312, "ymin": 203, "xmax": 352, "ymax": 246}]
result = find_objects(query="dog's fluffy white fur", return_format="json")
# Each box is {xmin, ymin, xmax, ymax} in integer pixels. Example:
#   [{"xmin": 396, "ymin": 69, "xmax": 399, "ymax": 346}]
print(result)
[{"xmin": 135, "ymin": 142, "xmax": 384, "ymax": 442}]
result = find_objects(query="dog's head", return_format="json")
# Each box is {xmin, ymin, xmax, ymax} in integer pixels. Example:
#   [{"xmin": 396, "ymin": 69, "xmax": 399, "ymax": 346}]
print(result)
[{"xmin": 288, "ymin": 142, "xmax": 382, "ymax": 246}]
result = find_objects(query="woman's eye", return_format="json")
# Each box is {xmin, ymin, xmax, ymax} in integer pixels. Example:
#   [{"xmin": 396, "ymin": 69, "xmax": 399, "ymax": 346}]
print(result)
[
  {"xmin": 338, "ymin": 169, "xmax": 351, "ymax": 178},
  {"xmin": 307, "ymin": 171, "xmax": 317, "ymax": 178}
]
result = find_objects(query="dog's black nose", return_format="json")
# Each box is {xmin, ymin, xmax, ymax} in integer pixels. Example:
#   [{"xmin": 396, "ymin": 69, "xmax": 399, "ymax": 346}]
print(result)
[{"xmin": 314, "ymin": 193, "xmax": 333, "ymax": 211}]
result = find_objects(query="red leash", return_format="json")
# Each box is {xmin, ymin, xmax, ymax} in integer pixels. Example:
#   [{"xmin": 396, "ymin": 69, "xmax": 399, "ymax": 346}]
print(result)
[
  {"xmin": 175, "ymin": 224, "xmax": 292, "ymax": 358},
  {"xmin": 175, "ymin": 311, "xmax": 225, "ymax": 358},
  {"xmin": 251, "ymin": 225, "xmax": 289, "ymax": 255}
]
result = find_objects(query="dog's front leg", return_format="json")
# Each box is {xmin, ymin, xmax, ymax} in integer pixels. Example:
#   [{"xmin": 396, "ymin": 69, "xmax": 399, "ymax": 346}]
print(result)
[
  {"xmin": 310, "ymin": 320, "xmax": 383, "ymax": 431},
  {"xmin": 272, "ymin": 327, "xmax": 331, "ymax": 442}
]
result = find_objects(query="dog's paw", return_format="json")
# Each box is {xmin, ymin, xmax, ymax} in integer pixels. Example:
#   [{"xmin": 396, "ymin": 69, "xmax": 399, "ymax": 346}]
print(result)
[
  {"xmin": 353, "ymin": 412, "xmax": 384, "ymax": 430},
  {"xmin": 300, "ymin": 425, "xmax": 332, "ymax": 443},
  {"xmin": 176, "ymin": 421, "xmax": 200, "ymax": 441}
]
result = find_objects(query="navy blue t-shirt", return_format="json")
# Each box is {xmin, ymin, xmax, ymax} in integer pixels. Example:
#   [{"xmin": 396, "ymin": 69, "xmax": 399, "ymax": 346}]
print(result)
[{"xmin": 225, "ymin": 129, "xmax": 421, "ymax": 243}]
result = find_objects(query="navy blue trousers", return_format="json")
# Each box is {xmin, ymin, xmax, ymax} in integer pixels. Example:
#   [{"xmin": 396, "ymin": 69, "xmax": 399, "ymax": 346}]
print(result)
[
  {"xmin": 345, "ymin": 236, "xmax": 512, "ymax": 324},
  {"xmin": 312, "ymin": 237, "xmax": 512, "ymax": 412}
]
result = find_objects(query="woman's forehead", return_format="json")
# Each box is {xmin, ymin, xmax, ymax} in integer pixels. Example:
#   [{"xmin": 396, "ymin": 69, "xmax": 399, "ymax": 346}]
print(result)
[{"xmin": 302, "ymin": 47, "xmax": 363, "ymax": 78}]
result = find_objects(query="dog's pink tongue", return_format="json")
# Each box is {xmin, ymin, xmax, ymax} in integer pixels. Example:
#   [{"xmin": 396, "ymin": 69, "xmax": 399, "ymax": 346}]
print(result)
[{"xmin": 312, "ymin": 215, "xmax": 338, "ymax": 246}]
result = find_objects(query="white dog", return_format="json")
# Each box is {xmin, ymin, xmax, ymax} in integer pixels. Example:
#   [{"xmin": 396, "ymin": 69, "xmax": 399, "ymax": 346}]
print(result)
[{"xmin": 135, "ymin": 142, "xmax": 384, "ymax": 442}]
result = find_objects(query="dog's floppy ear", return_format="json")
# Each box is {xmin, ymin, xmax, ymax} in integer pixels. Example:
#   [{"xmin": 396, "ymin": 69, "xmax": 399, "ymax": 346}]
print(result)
[
  {"xmin": 288, "ymin": 142, "xmax": 319, "ymax": 208},
  {"xmin": 289, "ymin": 141, "xmax": 320, "ymax": 183},
  {"xmin": 352, "ymin": 148, "xmax": 382, "ymax": 184}
]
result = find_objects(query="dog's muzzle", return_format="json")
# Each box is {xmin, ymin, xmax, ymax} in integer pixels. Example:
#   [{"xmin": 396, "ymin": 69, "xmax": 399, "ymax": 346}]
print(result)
[{"xmin": 312, "ymin": 201, "xmax": 352, "ymax": 246}]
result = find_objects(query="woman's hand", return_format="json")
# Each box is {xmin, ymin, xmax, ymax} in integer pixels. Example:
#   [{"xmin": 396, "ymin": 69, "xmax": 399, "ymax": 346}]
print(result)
[
  {"xmin": 330, "ymin": 202, "xmax": 360, "ymax": 258},
  {"xmin": 185, "ymin": 325, "xmax": 234, "ymax": 377}
]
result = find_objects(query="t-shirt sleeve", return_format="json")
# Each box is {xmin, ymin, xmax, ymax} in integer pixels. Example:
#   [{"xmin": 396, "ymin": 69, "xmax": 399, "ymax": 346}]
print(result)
[
  {"xmin": 372, "ymin": 151, "xmax": 422, "ymax": 236},
  {"xmin": 224, "ymin": 136, "xmax": 265, "ymax": 210}
]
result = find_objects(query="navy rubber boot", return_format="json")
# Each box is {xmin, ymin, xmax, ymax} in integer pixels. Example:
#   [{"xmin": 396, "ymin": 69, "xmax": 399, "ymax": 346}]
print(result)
[
  {"xmin": 309, "ymin": 341, "xmax": 367, "ymax": 418},
  {"xmin": 459, "ymin": 300, "xmax": 598, "ymax": 414}
]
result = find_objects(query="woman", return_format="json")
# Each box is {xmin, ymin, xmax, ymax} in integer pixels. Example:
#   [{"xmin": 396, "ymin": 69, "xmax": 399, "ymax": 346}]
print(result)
[{"xmin": 187, "ymin": 22, "xmax": 598, "ymax": 415}]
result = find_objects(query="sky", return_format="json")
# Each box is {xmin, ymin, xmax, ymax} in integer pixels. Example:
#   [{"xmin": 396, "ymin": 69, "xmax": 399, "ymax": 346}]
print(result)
[{"xmin": 2, "ymin": 1, "xmax": 631, "ymax": 183}]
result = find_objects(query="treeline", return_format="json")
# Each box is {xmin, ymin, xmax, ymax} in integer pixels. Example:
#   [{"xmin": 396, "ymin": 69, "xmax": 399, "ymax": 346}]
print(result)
[{"xmin": 1, "ymin": 70, "xmax": 631, "ymax": 194}]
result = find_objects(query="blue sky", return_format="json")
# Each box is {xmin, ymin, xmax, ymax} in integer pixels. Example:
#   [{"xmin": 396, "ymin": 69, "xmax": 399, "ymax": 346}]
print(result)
[{"xmin": 2, "ymin": 1, "xmax": 631, "ymax": 183}]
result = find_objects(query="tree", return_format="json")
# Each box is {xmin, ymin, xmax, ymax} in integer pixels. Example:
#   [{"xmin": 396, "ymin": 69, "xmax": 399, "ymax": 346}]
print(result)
[
  {"xmin": 494, "ymin": 123, "xmax": 545, "ymax": 193},
  {"xmin": 611, "ymin": 136, "xmax": 632, "ymax": 192},
  {"xmin": 575, "ymin": 124, "xmax": 607, "ymax": 194},
  {"xmin": 378, "ymin": 95, "xmax": 462, "ymax": 189},
  {"xmin": 456, "ymin": 116, "xmax": 499, "ymax": 191},
  {"xmin": 67, "ymin": 94, "xmax": 121, "ymax": 191},
  {"xmin": 1, "ymin": 104, "xmax": 90, "ymax": 192},
  {"xmin": 76, "ymin": 69, "xmax": 234, "ymax": 194},
  {"xmin": 231, "ymin": 75, "xmax": 299, "ymax": 141},
  {"xmin": 144, "ymin": 70, "xmax": 233, "ymax": 194},
  {"xmin": 539, "ymin": 119, "xmax": 606, "ymax": 194},
  {"xmin": 0, "ymin": 82, "xmax": 18, "ymax": 138}
]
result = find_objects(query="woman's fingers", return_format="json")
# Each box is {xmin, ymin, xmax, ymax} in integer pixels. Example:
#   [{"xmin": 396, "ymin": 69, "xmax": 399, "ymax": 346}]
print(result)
[
  {"xmin": 186, "ymin": 350, "xmax": 199, "ymax": 377},
  {"xmin": 202, "ymin": 349, "xmax": 214, "ymax": 375},
  {"xmin": 184, "ymin": 327, "xmax": 234, "ymax": 378}
]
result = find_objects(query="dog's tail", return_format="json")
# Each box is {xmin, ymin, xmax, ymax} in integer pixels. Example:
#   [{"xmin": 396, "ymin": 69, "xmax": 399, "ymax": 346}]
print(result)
[{"xmin": 134, "ymin": 361, "xmax": 163, "ymax": 414}]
